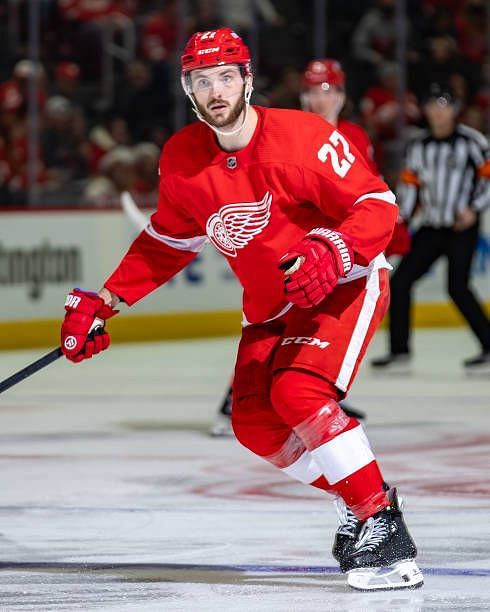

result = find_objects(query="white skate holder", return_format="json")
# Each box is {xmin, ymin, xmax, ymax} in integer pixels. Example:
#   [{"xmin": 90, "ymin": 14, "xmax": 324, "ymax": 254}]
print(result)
[{"xmin": 347, "ymin": 559, "xmax": 424, "ymax": 591}]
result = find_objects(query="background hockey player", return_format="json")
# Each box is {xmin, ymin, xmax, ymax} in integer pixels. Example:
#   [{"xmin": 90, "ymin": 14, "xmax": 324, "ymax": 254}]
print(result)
[
  {"xmin": 59, "ymin": 28, "xmax": 423, "ymax": 591},
  {"xmin": 300, "ymin": 57, "xmax": 411, "ymax": 261},
  {"xmin": 301, "ymin": 58, "xmax": 378, "ymax": 175}
]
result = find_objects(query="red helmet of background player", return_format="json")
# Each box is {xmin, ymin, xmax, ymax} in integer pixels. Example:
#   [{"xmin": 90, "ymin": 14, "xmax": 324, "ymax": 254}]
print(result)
[
  {"xmin": 303, "ymin": 59, "xmax": 345, "ymax": 91},
  {"xmin": 181, "ymin": 28, "xmax": 251, "ymax": 76}
]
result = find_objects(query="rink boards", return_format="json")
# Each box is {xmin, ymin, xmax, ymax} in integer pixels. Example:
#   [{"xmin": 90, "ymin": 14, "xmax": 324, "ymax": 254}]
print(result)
[{"xmin": 0, "ymin": 208, "xmax": 489, "ymax": 349}]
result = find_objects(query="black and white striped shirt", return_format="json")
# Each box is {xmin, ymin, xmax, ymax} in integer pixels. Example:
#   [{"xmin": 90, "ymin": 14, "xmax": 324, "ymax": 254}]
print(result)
[{"xmin": 397, "ymin": 124, "xmax": 490, "ymax": 227}]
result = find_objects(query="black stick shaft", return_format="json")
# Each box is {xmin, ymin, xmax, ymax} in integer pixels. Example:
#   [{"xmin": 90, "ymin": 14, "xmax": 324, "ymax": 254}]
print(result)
[{"xmin": 0, "ymin": 347, "xmax": 62, "ymax": 394}]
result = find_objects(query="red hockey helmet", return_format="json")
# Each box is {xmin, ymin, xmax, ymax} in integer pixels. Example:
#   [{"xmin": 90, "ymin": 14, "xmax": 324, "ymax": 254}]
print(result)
[
  {"xmin": 181, "ymin": 28, "xmax": 251, "ymax": 74},
  {"xmin": 303, "ymin": 59, "xmax": 345, "ymax": 90}
]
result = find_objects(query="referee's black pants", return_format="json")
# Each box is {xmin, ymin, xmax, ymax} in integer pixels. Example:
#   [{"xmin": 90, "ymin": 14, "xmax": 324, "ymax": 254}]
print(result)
[{"xmin": 389, "ymin": 223, "xmax": 490, "ymax": 355}]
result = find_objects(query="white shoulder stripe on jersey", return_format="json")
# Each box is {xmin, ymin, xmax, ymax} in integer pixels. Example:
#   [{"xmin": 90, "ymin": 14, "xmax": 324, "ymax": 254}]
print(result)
[
  {"xmin": 353, "ymin": 190, "xmax": 397, "ymax": 206},
  {"xmin": 458, "ymin": 124, "xmax": 489, "ymax": 149},
  {"xmin": 145, "ymin": 223, "xmax": 208, "ymax": 252}
]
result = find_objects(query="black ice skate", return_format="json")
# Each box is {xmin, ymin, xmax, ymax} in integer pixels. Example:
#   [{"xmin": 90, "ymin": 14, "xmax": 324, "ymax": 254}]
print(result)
[
  {"xmin": 463, "ymin": 350, "xmax": 490, "ymax": 374},
  {"xmin": 332, "ymin": 497, "xmax": 361, "ymax": 563},
  {"xmin": 332, "ymin": 483, "xmax": 391, "ymax": 564},
  {"xmin": 370, "ymin": 353, "xmax": 412, "ymax": 374},
  {"xmin": 339, "ymin": 401, "xmax": 366, "ymax": 420},
  {"xmin": 208, "ymin": 386, "xmax": 233, "ymax": 437},
  {"xmin": 342, "ymin": 488, "xmax": 423, "ymax": 591}
]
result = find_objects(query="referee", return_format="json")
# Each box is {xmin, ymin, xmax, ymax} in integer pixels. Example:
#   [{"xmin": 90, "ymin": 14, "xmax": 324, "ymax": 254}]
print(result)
[{"xmin": 372, "ymin": 82, "xmax": 490, "ymax": 372}]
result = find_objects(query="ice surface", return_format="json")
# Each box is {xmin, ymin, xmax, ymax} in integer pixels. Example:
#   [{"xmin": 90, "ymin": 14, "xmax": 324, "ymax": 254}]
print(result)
[{"xmin": 0, "ymin": 329, "xmax": 489, "ymax": 610}]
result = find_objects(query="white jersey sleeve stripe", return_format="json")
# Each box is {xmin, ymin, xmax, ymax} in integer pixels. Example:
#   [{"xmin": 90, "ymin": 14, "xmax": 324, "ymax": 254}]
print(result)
[
  {"xmin": 145, "ymin": 223, "xmax": 208, "ymax": 252},
  {"xmin": 354, "ymin": 190, "xmax": 397, "ymax": 206}
]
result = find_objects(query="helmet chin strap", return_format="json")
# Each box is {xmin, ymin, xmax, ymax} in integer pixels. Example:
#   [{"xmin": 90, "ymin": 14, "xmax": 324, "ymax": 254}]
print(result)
[{"xmin": 187, "ymin": 81, "xmax": 253, "ymax": 138}]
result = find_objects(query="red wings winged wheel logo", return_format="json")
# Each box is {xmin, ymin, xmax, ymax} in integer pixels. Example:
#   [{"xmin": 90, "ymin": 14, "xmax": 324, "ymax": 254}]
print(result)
[{"xmin": 206, "ymin": 191, "xmax": 273, "ymax": 257}]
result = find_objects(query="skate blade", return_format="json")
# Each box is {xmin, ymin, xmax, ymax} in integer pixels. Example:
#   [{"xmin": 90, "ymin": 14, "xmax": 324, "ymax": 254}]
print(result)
[{"xmin": 347, "ymin": 560, "xmax": 424, "ymax": 591}]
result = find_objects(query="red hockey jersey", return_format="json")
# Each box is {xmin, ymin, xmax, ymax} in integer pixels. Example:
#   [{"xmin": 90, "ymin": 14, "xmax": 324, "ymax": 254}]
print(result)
[
  {"xmin": 105, "ymin": 107, "xmax": 397, "ymax": 324},
  {"xmin": 337, "ymin": 119, "xmax": 378, "ymax": 176}
]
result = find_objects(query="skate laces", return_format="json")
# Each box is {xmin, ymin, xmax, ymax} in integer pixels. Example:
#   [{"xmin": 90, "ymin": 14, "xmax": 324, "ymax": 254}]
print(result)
[
  {"xmin": 335, "ymin": 498, "xmax": 359, "ymax": 536},
  {"xmin": 353, "ymin": 515, "xmax": 389, "ymax": 553}
]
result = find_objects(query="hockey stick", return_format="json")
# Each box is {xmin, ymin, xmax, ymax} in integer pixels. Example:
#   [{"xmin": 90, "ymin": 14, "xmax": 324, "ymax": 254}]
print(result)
[
  {"xmin": 280, "ymin": 256, "xmax": 305, "ymax": 275},
  {"xmin": 1, "ymin": 195, "xmax": 144, "ymax": 397},
  {"xmin": 0, "ymin": 347, "xmax": 62, "ymax": 394},
  {"xmin": 0, "ymin": 318, "xmax": 104, "ymax": 395},
  {"xmin": 120, "ymin": 191, "xmax": 149, "ymax": 232}
]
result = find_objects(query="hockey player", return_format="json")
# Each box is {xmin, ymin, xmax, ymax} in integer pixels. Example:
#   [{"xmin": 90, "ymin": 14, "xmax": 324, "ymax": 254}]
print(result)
[
  {"xmin": 210, "ymin": 57, "xmax": 378, "ymax": 437},
  {"xmin": 300, "ymin": 56, "xmax": 400, "ymax": 569},
  {"xmin": 60, "ymin": 29, "xmax": 423, "ymax": 590},
  {"xmin": 301, "ymin": 58, "xmax": 378, "ymax": 175},
  {"xmin": 301, "ymin": 57, "xmax": 411, "ymax": 264}
]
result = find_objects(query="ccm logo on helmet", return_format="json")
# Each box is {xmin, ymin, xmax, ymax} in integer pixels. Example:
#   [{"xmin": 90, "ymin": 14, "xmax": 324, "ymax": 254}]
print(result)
[
  {"xmin": 281, "ymin": 336, "xmax": 330, "ymax": 349},
  {"xmin": 198, "ymin": 47, "xmax": 220, "ymax": 55}
]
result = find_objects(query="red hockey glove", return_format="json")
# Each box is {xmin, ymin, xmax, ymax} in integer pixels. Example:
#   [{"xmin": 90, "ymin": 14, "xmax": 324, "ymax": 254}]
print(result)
[
  {"xmin": 279, "ymin": 228, "xmax": 354, "ymax": 308},
  {"xmin": 61, "ymin": 289, "xmax": 118, "ymax": 363},
  {"xmin": 385, "ymin": 218, "xmax": 411, "ymax": 257}
]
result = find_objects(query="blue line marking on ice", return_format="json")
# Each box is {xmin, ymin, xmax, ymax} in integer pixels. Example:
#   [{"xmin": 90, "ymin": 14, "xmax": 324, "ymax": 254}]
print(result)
[{"xmin": 0, "ymin": 561, "xmax": 488, "ymax": 577}]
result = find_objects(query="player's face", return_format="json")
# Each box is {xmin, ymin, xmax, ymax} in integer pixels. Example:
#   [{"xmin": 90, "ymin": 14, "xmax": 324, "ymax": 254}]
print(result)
[
  {"xmin": 424, "ymin": 98, "xmax": 457, "ymax": 131},
  {"xmin": 305, "ymin": 84, "xmax": 345, "ymax": 121},
  {"xmin": 190, "ymin": 65, "xmax": 247, "ymax": 129}
]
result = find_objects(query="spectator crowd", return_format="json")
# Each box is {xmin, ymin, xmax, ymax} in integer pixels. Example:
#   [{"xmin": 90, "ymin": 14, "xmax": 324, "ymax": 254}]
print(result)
[{"xmin": 0, "ymin": 0, "xmax": 488, "ymax": 207}]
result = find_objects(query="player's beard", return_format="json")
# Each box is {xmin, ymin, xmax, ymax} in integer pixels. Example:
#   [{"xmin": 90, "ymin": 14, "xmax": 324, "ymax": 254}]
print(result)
[{"xmin": 196, "ymin": 87, "xmax": 246, "ymax": 130}]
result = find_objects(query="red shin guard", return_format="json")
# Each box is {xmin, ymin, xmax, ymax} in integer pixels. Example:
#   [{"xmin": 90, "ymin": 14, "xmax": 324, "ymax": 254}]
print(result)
[{"xmin": 271, "ymin": 368, "xmax": 388, "ymax": 519}]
